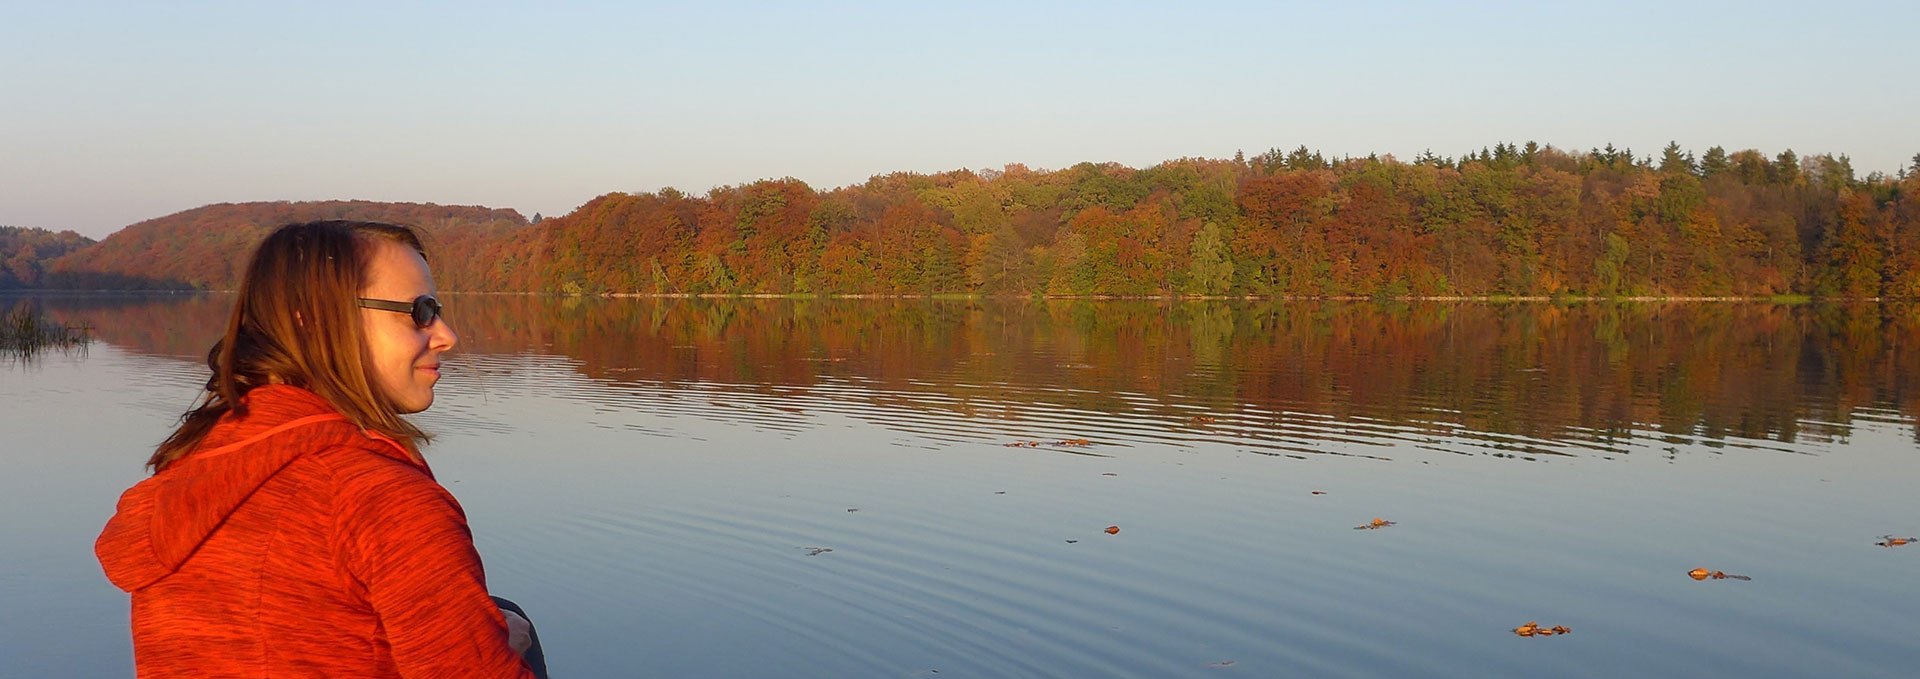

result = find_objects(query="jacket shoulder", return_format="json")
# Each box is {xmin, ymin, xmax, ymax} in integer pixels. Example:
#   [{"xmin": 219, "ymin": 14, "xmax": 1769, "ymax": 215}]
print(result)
[
  {"xmin": 305, "ymin": 436, "xmax": 460, "ymax": 520},
  {"xmin": 306, "ymin": 435, "xmax": 439, "ymax": 493}
]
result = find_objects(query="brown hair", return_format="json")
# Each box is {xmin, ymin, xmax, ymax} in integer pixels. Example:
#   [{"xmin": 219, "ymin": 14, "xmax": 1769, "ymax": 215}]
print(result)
[{"xmin": 149, "ymin": 220, "xmax": 432, "ymax": 471}]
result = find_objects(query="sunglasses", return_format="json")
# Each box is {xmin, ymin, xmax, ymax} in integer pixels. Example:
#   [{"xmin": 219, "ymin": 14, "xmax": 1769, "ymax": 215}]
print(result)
[{"xmin": 357, "ymin": 295, "xmax": 444, "ymax": 328}]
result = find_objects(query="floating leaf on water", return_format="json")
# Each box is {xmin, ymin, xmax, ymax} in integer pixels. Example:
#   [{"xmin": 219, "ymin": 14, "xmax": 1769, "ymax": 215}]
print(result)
[
  {"xmin": 1513, "ymin": 621, "xmax": 1570, "ymax": 638},
  {"xmin": 1188, "ymin": 415, "xmax": 1218, "ymax": 425},
  {"xmin": 1003, "ymin": 440, "xmax": 1042, "ymax": 448},
  {"xmin": 1101, "ymin": 472, "xmax": 1118, "ymax": 477},
  {"xmin": 1353, "ymin": 517, "xmax": 1396, "ymax": 530},
  {"xmin": 1311, "ymin": 491, "xmax": 1327, "ymax": 495},
  {"xmin": 1875, "ymin": 535, "xmax": 1916, "ymax": 548},
  {"xmin": 1688, "ymin": 567, "xmax": 1750, "ymax": 581},
  {"xmin": 1065, "ymin": 540, "xmax": 1079, "ymax": 544},
  {"xmin": 846, "ymin": 508, "xmax": 859, "ymax": 513},
  {"xmin": 1105, "ymin": 525, "xmax": 1121, "ymax": 535},
  {"xmin": 801, "ymin": 547, "xmax": 833, "ymax": 557},
  {"xmin": 1204, "ymin": 659, "xmax": 1235, "ymax": 668},
  {"xmin": 1053, "ymin": 438, "xmax": 1093, "ymax": 447}
]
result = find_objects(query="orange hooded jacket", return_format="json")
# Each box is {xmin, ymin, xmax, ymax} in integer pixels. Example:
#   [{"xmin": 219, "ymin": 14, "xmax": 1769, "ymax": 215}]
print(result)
[{"xmin": 95, "ymin": 385, "xmax": 536, "ymax": 678}]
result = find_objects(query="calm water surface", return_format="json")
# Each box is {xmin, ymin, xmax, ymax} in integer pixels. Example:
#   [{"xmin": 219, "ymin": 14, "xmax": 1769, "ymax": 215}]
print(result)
[{"xmin": 3, "ymin": 295, "xmax": 1917, "ymax": 678}]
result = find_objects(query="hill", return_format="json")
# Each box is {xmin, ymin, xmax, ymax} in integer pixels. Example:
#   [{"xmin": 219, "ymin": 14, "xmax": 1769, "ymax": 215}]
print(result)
[
  {"xmin": 0, "ymin": 226, "xmax": 96, "ymax": 289},
  {"xmin": 27, "ymin": 143, "xmax": 1920, "ymax": 298},
  {"xmin": 45, "ymin": 201, "xmax": 529, "ymax": 290}
]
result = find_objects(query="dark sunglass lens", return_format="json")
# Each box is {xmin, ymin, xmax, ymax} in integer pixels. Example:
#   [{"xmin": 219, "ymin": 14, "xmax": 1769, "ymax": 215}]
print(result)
[{"xmin": 412, "ymin": 296, "xmax": 442, "ymax": 327}]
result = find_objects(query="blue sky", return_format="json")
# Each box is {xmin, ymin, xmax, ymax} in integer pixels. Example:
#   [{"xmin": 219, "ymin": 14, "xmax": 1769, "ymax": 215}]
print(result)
[{"xmin": 3, "ymin": 0, "xmax": 1916, "ymax": 239}]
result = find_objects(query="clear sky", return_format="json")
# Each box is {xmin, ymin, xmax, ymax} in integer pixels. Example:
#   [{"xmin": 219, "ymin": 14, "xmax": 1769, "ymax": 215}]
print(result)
[{"xmin": 3, "ymin": 0, "xmax": 1916, "ymax": 239}]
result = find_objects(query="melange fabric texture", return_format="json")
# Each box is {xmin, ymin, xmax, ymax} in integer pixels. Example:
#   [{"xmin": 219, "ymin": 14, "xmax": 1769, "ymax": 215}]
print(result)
[{"xmin": 95, "ymin": 385, "xmax": 537, "ymax": 678}]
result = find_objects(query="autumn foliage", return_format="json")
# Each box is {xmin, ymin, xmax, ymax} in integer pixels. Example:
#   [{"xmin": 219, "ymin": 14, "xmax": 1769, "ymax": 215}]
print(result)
[
  {"xmin": 507, "ymin": 145, "xmax": 1919, "ymax": 298},
  {"xmin": 38, "ymin": 201, "xmax": 528, "ymax": 291},
  {"xmin": 10, "ymin": 143, "xmax": 1920, "ymax": 297},
  {"xmin": 0, "ymin": 226, "xmax": 94, "ymax": 289}
]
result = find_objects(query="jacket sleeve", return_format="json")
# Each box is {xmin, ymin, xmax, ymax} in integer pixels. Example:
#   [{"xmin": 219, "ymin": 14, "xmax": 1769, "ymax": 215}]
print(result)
[{"xmin": 330, "ymin": 453, "xmax": 537, "ymax": 679}]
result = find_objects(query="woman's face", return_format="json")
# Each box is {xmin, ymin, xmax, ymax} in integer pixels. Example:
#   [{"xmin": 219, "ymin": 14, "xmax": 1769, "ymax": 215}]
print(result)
[{"xmin": 359, "ymin": 239, "xmax": 457, "ymax": 414}]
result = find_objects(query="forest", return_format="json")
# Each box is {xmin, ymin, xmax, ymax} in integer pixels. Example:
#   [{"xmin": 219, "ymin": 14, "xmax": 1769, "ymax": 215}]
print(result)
[
  {"xmin": 38, "ymin": 201, "xmax": 530, "ymax": 291},
  {"xmin": 13, "ymin": 143, "xmax": 1920, "ymax": 298},
  {"xmin": 0, "ymin": 226, "xmax": 94, "ymax": 289}
]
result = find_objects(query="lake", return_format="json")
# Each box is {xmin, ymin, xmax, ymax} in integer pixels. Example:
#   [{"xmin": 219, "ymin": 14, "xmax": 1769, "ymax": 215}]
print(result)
[{"xmin": 3, "ymin": 295, "xmax": 1917, "ymax": 678}]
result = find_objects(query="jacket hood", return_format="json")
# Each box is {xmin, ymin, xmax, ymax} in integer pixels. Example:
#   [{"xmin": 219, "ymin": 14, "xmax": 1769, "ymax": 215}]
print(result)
[{"xmin": 95, "ymin": 385, "xmax": 411, "ymax": 592}]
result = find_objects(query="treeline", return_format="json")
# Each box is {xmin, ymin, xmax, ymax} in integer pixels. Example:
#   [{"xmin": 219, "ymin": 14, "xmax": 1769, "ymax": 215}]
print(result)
[
  {"xmin": 41, "ymin": 201, "xmax": 528, "ymax": 290},
  {"xmin": 0, "ymin": 226, "xmax": 94, "ymax": 289},
  {"xmin": 500, "ymin": 143, "xmax": 1920, "ymax": 298},
  {"xmin": 13, "ymin": 143, "xmax": 1920, "ymax": 297}
]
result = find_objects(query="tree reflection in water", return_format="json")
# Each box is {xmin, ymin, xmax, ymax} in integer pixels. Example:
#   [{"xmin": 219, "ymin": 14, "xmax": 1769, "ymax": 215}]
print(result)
[{"xmin": 31, "ymin": 295, "xmax": 1919, "ymax": 454}]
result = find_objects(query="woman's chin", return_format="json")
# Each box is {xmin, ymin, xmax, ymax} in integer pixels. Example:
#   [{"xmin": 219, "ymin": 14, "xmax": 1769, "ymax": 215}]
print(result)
[{"xmin": 389, "ymin": 388, "xmax": 435, "ymax": 414}]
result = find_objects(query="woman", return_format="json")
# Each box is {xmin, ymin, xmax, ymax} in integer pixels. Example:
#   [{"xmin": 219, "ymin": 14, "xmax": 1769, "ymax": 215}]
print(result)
[{"xmin": 96, "ymin": 221, "xmax": 546, "ymax": 678}]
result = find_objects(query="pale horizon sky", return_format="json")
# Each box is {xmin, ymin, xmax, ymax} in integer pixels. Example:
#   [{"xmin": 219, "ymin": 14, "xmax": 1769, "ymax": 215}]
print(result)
[{"xmin": 4, "ymin": 0, "xmax": 1917, "ymax": 239}]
